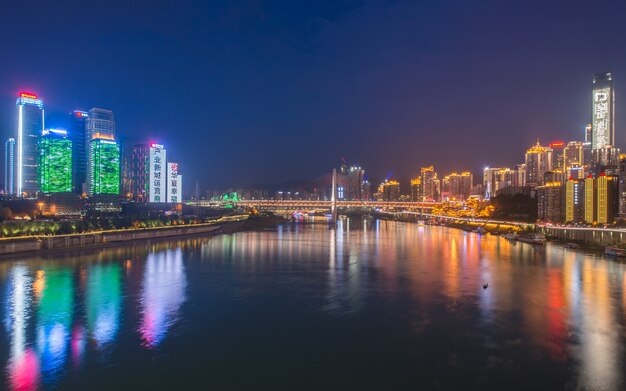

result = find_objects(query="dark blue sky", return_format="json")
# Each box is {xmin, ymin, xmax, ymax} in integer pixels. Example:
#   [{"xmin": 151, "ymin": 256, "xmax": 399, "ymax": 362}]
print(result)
[{"xmin": 1, "ymin": 0, "xmax": 626, "ymax": 190}]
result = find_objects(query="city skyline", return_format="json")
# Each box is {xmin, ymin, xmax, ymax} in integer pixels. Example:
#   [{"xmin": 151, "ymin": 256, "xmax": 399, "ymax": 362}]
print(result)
[{"xmin": 1, "ymin": 1, "xmax": 626, "ymax": 189}]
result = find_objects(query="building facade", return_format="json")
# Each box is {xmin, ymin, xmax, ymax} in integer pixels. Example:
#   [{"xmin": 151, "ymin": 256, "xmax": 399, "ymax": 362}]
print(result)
[
  {"xmin": 38, "ymin": 129, "xmax": 72, "ymax": 193},
  {"xmin": 536, "ymin": 182, "xmax": 564, "ymax": 222},
  {"xmin": 4, "ymin": 138, "xmax": 15, "ymax": 195},
  {"xmin": 591, "ymin": 72, "xmax": 614, "ymax": 151},
  {"xmin": 89, "ymin": 138, "xmax": 120, "ymax": 195},
  {"xmin": 69, "ymin": 110, "xmax": 88, "ymax": 194},
  {"xmin": 525, "ymin": 141, "xmax": 553, "ymax": 187}
]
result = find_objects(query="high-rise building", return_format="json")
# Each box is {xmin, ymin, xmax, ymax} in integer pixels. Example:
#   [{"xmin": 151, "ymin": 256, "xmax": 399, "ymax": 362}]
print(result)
[
  {"xmin": 619, "ymin": 155, "xmax": 626, "ymax": 220},
  {"xmin": 420, "ymin": 166, "xmax": 436, "ymax": 201},
  {"xmin": 410, "ymin": 177, "xmax": 422, "ymax": 201},
  {"xmin": 16, "ymin": 92, "xmax": 44, "ymax": 197},
  {"xmin": 549, "ymin": 141, "xmax": 565, "ymax": 171},
  {"xmin": 592, "ymin": 145, "xmax": 621, "ymax": 175},
  {"xmin": 513, "ymin": 164, "xmax": 526, "ymax": 188},
  {"xmin": 130, "ymin": 143, "xmax": 167, "ymax": 203},
  {"xmin": 377, "ymin": 180, "xmax": 399, "ymax": 202},
  {"xmin": 4, "ymin": 138, "xmax": 15, "ymax": 195},
  {"xmin": 584, "ymin": 173, "xmax": 619, "ymax": 224},
  {"xmin": 483, "ymin": 167, "xmax": 515, "ymax": 199},
  {"xmin": 167, "ymin": 162, "xmax": 182, "ymax": 203},
  {"xmin": 89, "ymin": 138, "xmax": 120, "ymax": 195},
  {"xmin": 536, "ymin": 182, "xmax": 564, "ymax": 222},
  {"xmin": 565, "ymin": 178, "xmax": 584, "ymax": 223},
  {"xmin": 585, "ymin": 124, "xmax": 592, "ymax": 143},
  {"xmin": 38, "ymin": 129, "xmax": 72, "ymax": 193},
  {"xmin": 86, "ymin": 108, "xmax": 115, "ymax": 140},
  {"xmin": 69, "ymin": 110, "xmax": 89, "ymax": 194},
  {"xmin": 339, "ymin": 164, "xmax": 366, "ymax": 200},
  {"xmin": 525, "ymin": 141, "xmax": 553, "ymax": 187},
  {"xmin": 591, "ymin": 72, "xmax": 615, "ymax": 151},
  {"xmin": 442, "ymin": 172, "xmax": 473, "ymax": 201},
  {"xmin": 563, "ymin": 141, "xmax": 584, "ymax": 168}
]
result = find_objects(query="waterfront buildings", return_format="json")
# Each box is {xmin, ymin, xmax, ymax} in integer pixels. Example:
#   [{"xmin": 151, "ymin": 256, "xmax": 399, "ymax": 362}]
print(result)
[
  {"xmin": 525, "ymin": 141, "xmax": 553, "ymax": 187},
  {"xmin": 38, "ymin": 129, "xmax": 72, "ymax": 193},
  {"xmin": 442, "ymin": 172, "xmax": 473, "ymax": 201},
  {"xmin": 16, "ymin": 92, "xmax": 44, "ymax": 197},
  {"xmin": 410, "ymin": 177, "xmax": 422, "ymax": 201},
  {"xmin": 549, "ymin": 141, "xmax": 565, "ymax": 171},
  {"xmin": 4, "ymin": 138, "xmax": 15, "ymax": 195},
  {"xmin": 584, "ymin": 174, "xmax": 618, "ymax": 224},
  {"xmin": 377, "ymin": 180, "xmax": 400, "ymax": 201},
  {"xmin": 167, "ymin": 163, "xmax": 182, "ymax": 203},
  {"xmin": 565, "ymin": 178, "xmax": 584, "ymax": 223},
  {"xmin": 339, "ymin": 164, "xmax": 366, "ymax": 200},
  {"xmin": 69, "ymin": 110, "xmax": 88, "ymax": 194},
  {"xmin": 563, "ymin": 141, "xmax": 584, "ymax": 170}
]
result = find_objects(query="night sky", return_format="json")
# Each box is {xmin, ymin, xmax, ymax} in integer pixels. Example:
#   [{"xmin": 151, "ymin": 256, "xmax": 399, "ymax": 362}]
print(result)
[{"xmin": 1, "ymin": 0, "xmax": 626, "ymax": 191}]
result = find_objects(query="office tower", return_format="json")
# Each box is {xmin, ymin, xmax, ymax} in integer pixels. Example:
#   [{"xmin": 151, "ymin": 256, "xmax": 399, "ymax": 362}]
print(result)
[
  {"xmin": 483, "ymin": 167, "xmax": 513, "ymax": 199},
  {"xmin": 410, "ymin": 177, "xmax": 422, "ymax": 201},
  {"xmin": 525, "ymin": 141, "xmax": 553, "ymax": 187},
  {"xmin": 549, "ymin": 141, "xmax": 565, "ymax": 171},
  {"xmin": 513, "ymin": 164, "xmax": 526, "ymax": 188},
  {"xmin": 4, "ymin": 138, "xmax": 15, "ymax": 195},
  {"xmin": 585, "ymin": 124, "xmax": 592, "ymax": 143},
  {"xmin": 543, "ymin": 170, "xmax": 565, "ymax": 185},
  {"xmin": 563, "ymin": 141, "xmax": 584, "ymax": 168},
  {"xmin": 86, "ymin": 108, "xmax": 115, "ymax": 140},
  {"xmin": 591, "ymin": 72, "xmax": 614, "ymax": 151},
  {"xmin": 130, "ymin": 143, "xmax": 167, "ymax": 203},
  {"xmin": 584, "ymin": 175, "xmax": 595, "ymax": 223},
  {"xmin": 420, "ymin": 166, "xmax": 436, "ymax": 201},
  {"xmin": 166, "ymin": 162, "xmax": 183, "ymax": 203},
  {"xmin": 582, "ymin": 141, "xmax": 592, "ymax": 175},
  {"xmin": 69, "ymin": 110, "xmax": 88, "ymax": 194},
  {"xmin": 565, "ymin": 178, "xmax": 584, "ymax": 223},
  {"xmin": 536, "ymin": 182, "xmax": 564, "ymax": 222},
  {"xmin": 16, "ymin": 92, "xmax": 44, "ymax": 197},
  {"xmin": 592, "ymin": 145, "xmax": 621, "ymax": 175},
  {"xmin": 38, "ymin": 129, "xmax": 72, "ymax": 193},
  {"xmin": 361, "ymin": 178, "xmax": 371, "ymax": 201},
  {"xmin": 89, "ymin": 138, "xmax": 120, "ymax": 195}
]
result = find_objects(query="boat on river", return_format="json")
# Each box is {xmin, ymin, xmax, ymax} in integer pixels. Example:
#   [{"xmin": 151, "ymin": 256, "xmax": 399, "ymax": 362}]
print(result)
[
  {"xmin": 605, "ymin": 246, "xmax": 626, "ymax": 258},
  {"xmin": 503, "ymin": 232, "xmax": 518, "ymax": 241},
  {"xmin": 517, "ymin": 233, "xmax": 546, "ymax": 245}
]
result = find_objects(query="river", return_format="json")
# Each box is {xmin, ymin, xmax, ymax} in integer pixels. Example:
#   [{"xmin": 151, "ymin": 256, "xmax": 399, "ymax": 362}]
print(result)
[{"xmin": 0, "ymin": 219, "xmax": 625, "ymax": 390}]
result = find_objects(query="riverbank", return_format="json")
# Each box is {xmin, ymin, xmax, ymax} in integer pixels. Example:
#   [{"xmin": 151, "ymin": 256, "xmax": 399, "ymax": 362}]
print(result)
[{"xmin": 0, "ymin": 213, "xmax": 285, "ymax": 258}]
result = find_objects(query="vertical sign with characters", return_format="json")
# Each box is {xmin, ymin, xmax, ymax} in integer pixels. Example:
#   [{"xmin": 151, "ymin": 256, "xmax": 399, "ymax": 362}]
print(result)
[{"xmin": 149, "ymin": 144, "xmax": 167, "ymax": 203}]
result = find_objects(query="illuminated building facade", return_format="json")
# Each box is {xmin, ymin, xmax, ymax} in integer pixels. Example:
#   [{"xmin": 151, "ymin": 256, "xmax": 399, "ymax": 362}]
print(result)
[
  {"xmin": 89, "ymin": 139, "xmax": 120, "ymax": 195},
  {"xmin": 592, "ymin": 145, "xmax": 621, "ymax": 175},
  {"xmin": 565, "ymin": 178, "xmax": 584, "ymax": 223},
  {"xmin": 410, "ymin": 177, "xmax": 422, "ymax": 201},
  {"xmin": 525, "ymin": 141, "xmax": 553, "ymax": 187},
  {"xmin": 584, "ymin": 174, "xmax": 618, "ymax": 224},
  {"xmin": 69, "ymin": 110, "xmax": 88, "ymax": 194},
  {"xmin": 86, "ymin": 108, "xmax": 115, "ymax": 140},
  {"xmin": 591, "ymin": 72, "xmax": 614, "ymax": 151},
  {"xmin": 420, "ymin": 166, "xmax": 436, "ymax": 201},
  {"xmin": 483, "ymin": 167, "xmax": 516, "ymax": 199},
  {"xmin": 377, "ymin": 180, "xmax": 400, "ymax": 201},
  {"xmin": 4, "ymin": 138, "xmax": 15, "ymax": 195},
  {"xmin": 549, "ymin": 141, "xmax": 565, "ymax": 171},
  {"xmin": 536, "ymin": 182, "xmax": 564, "ymax": 222},
  {"xmin": 442, "ymin": 172, "xmax": 473, "ymax": 201},
  {"xmin": 16, "ymin": 92, "xmax": 44, "ymax": 197},
  {"xmin": 167, "ymin": 162, "xmax": 182, "ymax": 203},
  {"xmin": 38, "ymin": 129, "xmax": 72, "ymax": 193},
  {"xmin": 130, "ymin": 143, "xmax": 167, "ymax": 203},
  {"xmin": 563, "ymin": 141, "xmax": 584, "ymax": 169},
  {"xmin": 339, "ymin": 164, "xmax": 366, "ymax": 200}
]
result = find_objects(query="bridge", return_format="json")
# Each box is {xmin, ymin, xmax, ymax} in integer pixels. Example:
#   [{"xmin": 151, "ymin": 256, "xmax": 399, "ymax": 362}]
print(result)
[{"xmin": 186, "ymin": 199, "xmax": 440, "ymax": 213}]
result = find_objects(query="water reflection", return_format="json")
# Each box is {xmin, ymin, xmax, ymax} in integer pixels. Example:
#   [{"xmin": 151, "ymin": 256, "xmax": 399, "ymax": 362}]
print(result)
[
  {"xmin": 0, "ymin": 221, "xmax": 624, "ymax": 389},
  {"xmin": 138, "ymin": 249, "xmax": 187, "ymax": 348}
]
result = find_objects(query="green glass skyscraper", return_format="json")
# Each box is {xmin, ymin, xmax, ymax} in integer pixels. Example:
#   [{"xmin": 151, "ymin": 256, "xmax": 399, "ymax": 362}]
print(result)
[
  {"xmin": 89, "ymin": 138, "xmax": 120, "ymax": 195},
  {"xmin": 38, "ymin": 129, "xmax": 72, "ymax": 193}
]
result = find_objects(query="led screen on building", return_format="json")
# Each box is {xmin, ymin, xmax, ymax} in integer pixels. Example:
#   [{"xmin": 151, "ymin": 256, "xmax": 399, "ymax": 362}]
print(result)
[
  {"xmin": 592, "ymin": 87, "xmax": 611, "ymax": 150},
  {"xmin": 149, "ymin": 144, "xmax": 166, "ymax": 203},
  {"xmin": 167, "ymin": 162, "xmax": 182, "ymax": 203},
  {"xmin": 38, "ymin": 134, "xmax": 72, "ymax": 193},
  {"xmin": 90, "ymin": 139, "xmax": 120, "ymax": 194}
]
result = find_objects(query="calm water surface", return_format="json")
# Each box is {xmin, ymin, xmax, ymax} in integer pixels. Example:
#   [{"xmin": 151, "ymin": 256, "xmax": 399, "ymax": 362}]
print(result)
[{"xmin": 1, "ymin": 220, "xmax": 625, "ymax": 390}]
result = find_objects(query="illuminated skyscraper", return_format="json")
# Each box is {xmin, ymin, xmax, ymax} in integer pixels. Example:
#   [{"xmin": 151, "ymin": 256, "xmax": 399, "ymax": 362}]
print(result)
[
  {"xmin": 410, "ymin": 177, "xmax": 422, "ymax": 201},
  {"xmin": 339, "ymin": 164, "xmax": 365, "ymax": 200},
  {"xmin": 69, "ymin": 110, "xmax": 89, "ymax": 194},
  {"xmin": 563, "ymin": 141, "xmax": 584, "ymax": 168},
  {"xmin": 549, "ymin": 141, "xmax": 565, "ymax": 171},
  {"xmin": 86, "ymin": 108, "xmax": 115, "ymax": 140},
  {"xmin": 619, "ymin": 155, "xmax": 626, "ymax": 220},
  {"xmin": 377, "ymin": 180, "xmax": 399, "ymax": 201},
  {"xmin": 591, "ymin": 72, "xmax": 614, "ymax": 151},
  {"xmin": 565, "ymin": 178, "xmax": 584, "ymax": 223},
  {"xmin": 4, "ymin": 138, "xmax": 15, "ymax": 195},
  {"xmin": 130, "ymin": 143, "xmax": 167, "ymax": 203},
  {"xmin": 16, "ymin": 92, "xmax": 44, "ymax": 197},
  {"xmin": 525, "ymin": 141, "xmax": 553, "ymax": 187},
  {"xmin": 89, "ymin": 138, "xmax": 120, "ymax": 195},
  {"xmin": 420, "ymin": 166, "xmax": 436, "ymax": 201},
  {"xmin": 167, "ymin": 162, "xmax": 182, "ymax": 203},
  {"xmin": 38, "ymin": 129, "xmax": 72, "ymax": 193}
]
